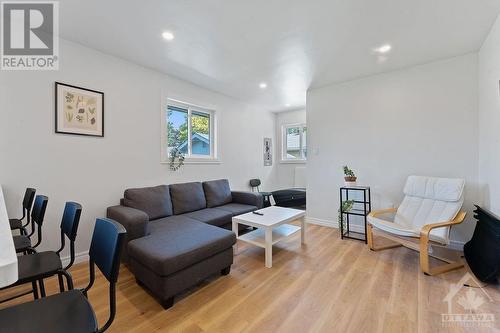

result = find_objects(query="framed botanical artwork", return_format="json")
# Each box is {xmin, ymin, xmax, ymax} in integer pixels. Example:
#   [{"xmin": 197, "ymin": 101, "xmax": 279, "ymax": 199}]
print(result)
[{"xmin": 55, "ymin": 82, "xmax": 104, "ymax": 137}]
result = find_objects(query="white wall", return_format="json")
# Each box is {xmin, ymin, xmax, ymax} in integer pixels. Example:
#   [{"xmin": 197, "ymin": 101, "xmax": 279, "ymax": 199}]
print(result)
[
  {"xmin": 306, "ymin": 54, "xmax": 479, "ymax": 245},
  {"xmin": 274, "ymin": 109, "xmax": 306, "ymax": 189},
  {"xmin": 0, "ymin": 39, "xmax": 277, "ymax": 261},
  {"xmin": 479, "ymin": 14, "xmax": 500, "ymax": 215}
]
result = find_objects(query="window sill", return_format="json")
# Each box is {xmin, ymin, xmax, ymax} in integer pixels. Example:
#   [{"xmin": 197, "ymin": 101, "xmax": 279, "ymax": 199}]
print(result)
[
  {"xmin": 280, "ymin": 159, "xmax": 307, "ymax": 164},
  {"xmin": 161, "ymin": 159, "xmax": 221, "ymax": 165}
]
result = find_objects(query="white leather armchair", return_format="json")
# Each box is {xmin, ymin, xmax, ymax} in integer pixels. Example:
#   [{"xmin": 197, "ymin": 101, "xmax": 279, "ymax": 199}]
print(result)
[{"xmin": 367, "ymin": 176, "xmax": 466, "ymax": 276}]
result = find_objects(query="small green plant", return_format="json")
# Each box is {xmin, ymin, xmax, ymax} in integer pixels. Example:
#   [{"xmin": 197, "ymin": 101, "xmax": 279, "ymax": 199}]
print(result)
[
  {"xmin": 338, "ymin": 200, "xmax": 354, "ymax": 229},
  {"xmin": 169, "ymin": 147, "xmax": 185, "ymax": 171},
  {"xmin": 343, "ymin": 165, "xmax": 356, "ymax": 177}
]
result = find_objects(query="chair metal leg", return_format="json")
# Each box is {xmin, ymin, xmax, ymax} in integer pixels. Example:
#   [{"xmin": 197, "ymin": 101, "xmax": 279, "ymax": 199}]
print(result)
[
  {"xmin": 38, "ymin": 279, "xmax": 46, "ymax": 297},
  {"xmin": 31, "ymin": 281, "xmax": 39, "ymax": 300},
  {"xmin": 58, "ymin": 274, "xmax": 65, "ymax": 292},
  {"xmin": 59, "ymin": 270, "xmax": 74, "ymax": 290}
]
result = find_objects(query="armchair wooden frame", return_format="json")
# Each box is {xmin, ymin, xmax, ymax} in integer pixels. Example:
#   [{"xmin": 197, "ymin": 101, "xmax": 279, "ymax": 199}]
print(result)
[{"xmin": 367, "ymin": 208, "xmax": 467, "ymax": 276}]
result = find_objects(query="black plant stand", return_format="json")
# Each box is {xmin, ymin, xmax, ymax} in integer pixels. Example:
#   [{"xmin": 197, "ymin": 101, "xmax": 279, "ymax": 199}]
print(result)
[{"xmin": 339, "ymin": 186, "xmax": 371, "ymax": 243}]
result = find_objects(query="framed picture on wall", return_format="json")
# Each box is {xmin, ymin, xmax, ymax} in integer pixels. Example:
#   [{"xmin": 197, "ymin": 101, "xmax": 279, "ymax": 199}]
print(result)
[
  {"xmin": 264, "ymin": 137, "xmax": 272, "ymax": 166},
  {"xmin": 55, "ymin": 82, "xmax": 104, "ymax": 137}
]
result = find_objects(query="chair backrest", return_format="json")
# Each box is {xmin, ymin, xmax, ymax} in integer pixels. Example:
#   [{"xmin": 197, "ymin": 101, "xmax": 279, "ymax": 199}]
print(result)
[
  {"xmin": 395, "ymin": 176, "xmax": 465, "ymax": 244},
  {"xmin": 57, "ymin": 202, "xmax": 82, "ymax": 270},
  {"xmin": 31, "ymin": 195, "xmax": 48, "ymax": 226},
  {"xmin": 29, "ymin": 195, "xmax": 48, "ymax": 248},
  {"xmin": 22, "ymin": 188, "xmax": 36, "ymax": 212},
  {"xmin": 249, "ymin": 179, "xmax": 261, "ymax": 191},
  {"xmin": 89, "ymin": 218, "xmax": 126, "ymax": 283},
  {"xmin": 85, "ymin": 218, "xmax": 126, "ymax": 332},
  {"xmin": 60, "ymin": 202, "xmax": 82, "ymax": 241}
]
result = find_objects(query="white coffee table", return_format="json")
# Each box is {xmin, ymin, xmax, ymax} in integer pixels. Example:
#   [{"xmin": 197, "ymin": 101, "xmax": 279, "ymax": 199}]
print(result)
[{"xmin": 232, "ymin": 206, "xmax": 306, "ymax": 268}]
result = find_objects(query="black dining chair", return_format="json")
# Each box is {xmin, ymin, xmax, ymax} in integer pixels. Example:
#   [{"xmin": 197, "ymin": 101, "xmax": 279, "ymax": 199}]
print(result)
[
  {"xmin": 249, "ymin": 178, "xmax": 272, "ymax": 207},
  {"xmin": 0, "ymin": 218, "xmax": 126, "ymax": 333},
  {"xmin": 0, "ymin": 202, "xmax": 82, "ymax": 303},
  {"xmin": 9, "ymin": 187, "xmax": 36, "ymax": 235},
  {"xmin": 13, "ymin": 195, "xmax": 48, "ymax": 254}
]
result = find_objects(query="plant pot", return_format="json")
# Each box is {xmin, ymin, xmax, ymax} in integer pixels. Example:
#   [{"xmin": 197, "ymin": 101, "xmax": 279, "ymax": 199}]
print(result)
[{"xmin": 344, "ymin": 176, "xmax": 357, "ymax": 182}]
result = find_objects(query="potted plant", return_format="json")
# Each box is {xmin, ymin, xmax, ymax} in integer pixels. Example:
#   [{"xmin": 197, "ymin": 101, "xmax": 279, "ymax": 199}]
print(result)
[
  {"xmin": 338, "ymin": 200, "xmax": 354, "ymax": 229},
  {"xmin": 169, "ymin": 147, "xmax": 185, "ymax": 171},
  {"xmin": 343, "ymin": 165, "xmax": 357, "ymax": 183}
]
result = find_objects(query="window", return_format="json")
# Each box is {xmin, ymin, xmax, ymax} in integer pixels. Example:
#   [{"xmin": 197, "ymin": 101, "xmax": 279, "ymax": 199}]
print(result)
[
  {"xmin": 282, "ymin": 124, "xmax": 307, "ymax": 162},
  {"xmin": 162, "ymin": 99, "xmax": 217, "ymax": 162}
]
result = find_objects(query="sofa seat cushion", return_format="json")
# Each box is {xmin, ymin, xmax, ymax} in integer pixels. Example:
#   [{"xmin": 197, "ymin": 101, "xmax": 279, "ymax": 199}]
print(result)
[
  {"xmin": 217, "ymin": 203, "xmax": 258, "ymax": 216},
  {"xmin": 147, "ymin": 215, "xmax": 200, "ymax": 234},
  {"xmin": 128, "ymin": 219, "xmax": 236, "ymax": 277},
  {"xmin": 124, "ymin": 185, "xmax": 173, "ymax": 220},
  {"xmin": 170, "ymin": 182, "xmax": 207, "ymax": 215},
  {"xmin": 203, "ymin": 179, "xmax": 232, "ymax": 208},
  {"xmin": 183, "ymin": 208, "xmax": 232, "ymax": 227}
]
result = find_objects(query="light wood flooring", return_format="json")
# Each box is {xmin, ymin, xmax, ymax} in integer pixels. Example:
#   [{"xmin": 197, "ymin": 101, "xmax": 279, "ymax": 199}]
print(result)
[{"xmin": 1, "ymin": 224, "xmax": 499, "ymax": 333}]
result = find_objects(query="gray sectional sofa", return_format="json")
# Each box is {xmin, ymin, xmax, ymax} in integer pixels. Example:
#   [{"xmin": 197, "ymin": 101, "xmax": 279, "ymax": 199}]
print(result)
[{"xmin": 106, "ymin": 179, "xmax": 262, "ymax": 309}]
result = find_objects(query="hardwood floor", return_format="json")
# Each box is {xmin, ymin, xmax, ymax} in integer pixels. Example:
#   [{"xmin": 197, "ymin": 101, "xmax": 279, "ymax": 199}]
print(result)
[{"xmin": 1, "ymin": 224, "xmax": 499, "ymax": 333}]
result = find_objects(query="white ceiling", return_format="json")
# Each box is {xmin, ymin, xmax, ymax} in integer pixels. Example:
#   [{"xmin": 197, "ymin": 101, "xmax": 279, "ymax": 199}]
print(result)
[{"xmin": 60, "ymin": 0, "xmax": 500, "ymax": 112}]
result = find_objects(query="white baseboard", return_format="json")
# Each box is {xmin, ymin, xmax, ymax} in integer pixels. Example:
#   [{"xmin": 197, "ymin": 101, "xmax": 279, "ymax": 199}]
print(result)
[
  {"xmin": 305, "ymin": 216, "xmax": 465, "ymax": 250},
  {"xmin": 305, "ymin": 216, "xmax": 336, "ymax": 228},
  {"xmin": 61, "ymin": 251, "xmax": 89, "ymax": 267},
  {"xmin": 305, "ymin": 216, "xmax": 363, "ymax": 233}
]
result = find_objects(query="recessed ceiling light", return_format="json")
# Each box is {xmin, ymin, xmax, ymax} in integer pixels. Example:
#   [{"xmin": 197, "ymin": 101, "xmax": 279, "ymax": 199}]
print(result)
[
  {"xmin": 285, "ymin": 103, "xmax": 291, "ymax": 107},
  {"xmin": 374, "ymin": 44, "xmax": 392, "ymax": 54},
  {"xmin": 162, "ymin": 31, "xmax": 175, "ymax": 41},
  {"xmin": 259, "ymin": 82, "xmax": 267, "ymax": 89}
]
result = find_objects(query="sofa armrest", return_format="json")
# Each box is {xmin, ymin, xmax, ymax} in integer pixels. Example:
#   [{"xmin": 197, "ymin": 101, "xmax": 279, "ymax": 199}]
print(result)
[
  {"xmin": 231, "ymin": 191, "xmax": 263, "ymax": 208},
  {"xmin": 106, "ymin": 205, "xmax": 149, "ymax": 262}
]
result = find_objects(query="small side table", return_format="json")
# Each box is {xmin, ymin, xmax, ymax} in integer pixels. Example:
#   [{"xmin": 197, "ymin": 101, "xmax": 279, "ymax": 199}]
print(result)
[{"xmin": 339, "ymin": 186, "xmax": 371, "ymax": 243}]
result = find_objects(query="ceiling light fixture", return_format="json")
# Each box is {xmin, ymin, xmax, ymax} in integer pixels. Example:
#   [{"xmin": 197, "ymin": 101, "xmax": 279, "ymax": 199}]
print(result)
[
  {"xmin": 374, "ymin": 44, "xmax": 392, "ymax": 54},
  {"xmin": 285, "ymin": 103, "xmax": 291, "ymax": 107},
  {"xmin": 259, "ymin": 82, "xmax": 267, "ymax": 89},
  {"xmin": 162, "ymin": 31, "xmax": 175, "ymax": 41}
]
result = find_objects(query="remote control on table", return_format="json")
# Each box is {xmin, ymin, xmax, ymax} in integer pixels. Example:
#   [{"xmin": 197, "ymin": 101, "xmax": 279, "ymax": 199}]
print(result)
[{"xmin": 252, "ymin": 211, "xmax": 264, "ymax": 216}]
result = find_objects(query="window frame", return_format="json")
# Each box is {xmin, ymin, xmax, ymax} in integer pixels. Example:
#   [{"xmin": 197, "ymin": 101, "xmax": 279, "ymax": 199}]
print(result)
[
  {"xmin": 281, "ymin": 123, "xmax": 307, "ymax": 163},
  {"xmin": 161, "ymin": 98, "xmax": 219, "ymax": 164}
]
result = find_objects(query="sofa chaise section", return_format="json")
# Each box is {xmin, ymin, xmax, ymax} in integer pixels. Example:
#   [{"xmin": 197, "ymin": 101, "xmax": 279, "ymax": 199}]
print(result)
[{"xmin": 128, "ymin": 218, "xmax": 235, "ymax": 308}]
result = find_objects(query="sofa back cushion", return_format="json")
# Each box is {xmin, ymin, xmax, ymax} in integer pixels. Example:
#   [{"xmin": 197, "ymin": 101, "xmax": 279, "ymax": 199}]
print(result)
[
  {"xmin": 203, "ymin": 179, "xmax": 232, "ymax": 208},
  {"xmin": 123, "ymin": 185, "xmax": 173, "ymax": 220},
  {"xmin": 170, "ymin": 182, "xmax": 207, "ymax": 214}
]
